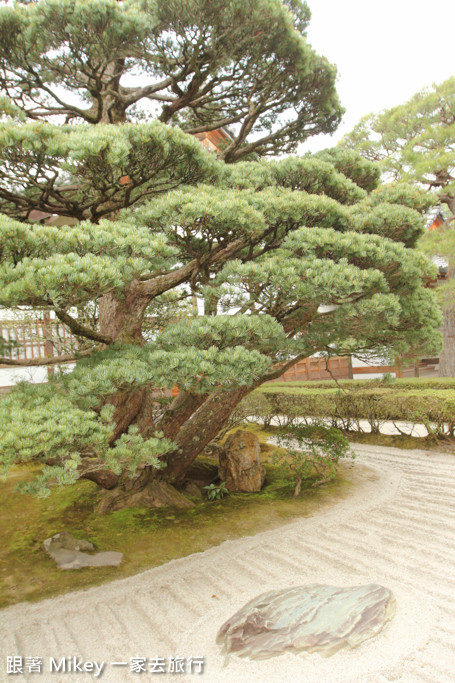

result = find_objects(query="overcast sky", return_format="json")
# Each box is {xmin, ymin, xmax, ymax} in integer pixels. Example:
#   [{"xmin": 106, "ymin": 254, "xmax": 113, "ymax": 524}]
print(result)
[{"xmin": 300, "ymin": 0, "xmax": 455, "ymax": 153}]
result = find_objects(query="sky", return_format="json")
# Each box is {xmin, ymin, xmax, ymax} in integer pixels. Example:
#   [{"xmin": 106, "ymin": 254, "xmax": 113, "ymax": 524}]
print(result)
[{"xmin": 299, "ymin": 0, "xmax": 455, "ymax": 153}]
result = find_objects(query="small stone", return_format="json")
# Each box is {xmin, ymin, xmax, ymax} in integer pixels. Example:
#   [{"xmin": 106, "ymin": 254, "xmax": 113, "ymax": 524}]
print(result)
[
  {"xmin": 218, "ymin": 430, "xmax": 265, "ymax": 492},
  {"xmin": 43, "ymin": 532, "xmax": 123, "ymax": 570},
  {"xmin": 217, "ymin": 583, "xmax": 396, "ymax": 659},
  {"xmin": 44, "ymin": 531, "xmax": 94, "ymax": 552}
]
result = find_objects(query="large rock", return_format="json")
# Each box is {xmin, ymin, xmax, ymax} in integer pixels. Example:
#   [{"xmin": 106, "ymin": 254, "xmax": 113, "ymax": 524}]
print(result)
[
  {"xmin": 44, "ymin": 532, "xmax": 123, "ymax": 570},
  {"xmin": 217, "ymin": 583, "xmax": 396, "ymax": 659},
  {"xmin": 218, "ymin": 430, "xmax": 266, "ymax": 492}
]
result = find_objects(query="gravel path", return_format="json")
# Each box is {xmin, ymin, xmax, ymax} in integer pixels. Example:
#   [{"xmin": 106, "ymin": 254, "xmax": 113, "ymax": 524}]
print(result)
[{"xmin": 1, "ymin": 444, "xmax": 454, "ymax": 683}]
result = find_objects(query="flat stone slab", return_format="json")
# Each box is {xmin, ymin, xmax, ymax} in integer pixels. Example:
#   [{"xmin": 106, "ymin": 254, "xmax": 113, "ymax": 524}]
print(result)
[
  {"xmin": 44, "ymin": 532, "xmax": 123, "ymax": 570},
  {"xmin": 217, "ymin": 583, "xmax": 396, "ymax": 659}
]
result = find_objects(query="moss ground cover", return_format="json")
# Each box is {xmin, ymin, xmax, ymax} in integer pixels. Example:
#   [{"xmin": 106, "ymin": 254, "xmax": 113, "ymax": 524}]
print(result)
[{"xmin": 0, "ymin": 427, "xmax": 360, "ymax": 609}]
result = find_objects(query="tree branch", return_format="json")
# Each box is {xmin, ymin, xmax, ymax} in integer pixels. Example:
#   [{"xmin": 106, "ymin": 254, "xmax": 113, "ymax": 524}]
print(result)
[
  {"xmin": 54, "ymin": 308, "xmax": 113, "ymax": 345},
  {"xmin": 260, "ymin": 350, "xmax": 318, "ymax": 383},
  {"xmin": 122, "ymin": 77, "xmax": 174, "ymax": 105},
  {"xmin": 0, "ymin": 349, "xmax": 94, "ymax": 367},
  {"xmin": 183, "ymin": 115, "xmax": 243, "ymax": 135},
  {"xmin": 138, "ymin": 238, "xmax": 246, "ymax": 299}
]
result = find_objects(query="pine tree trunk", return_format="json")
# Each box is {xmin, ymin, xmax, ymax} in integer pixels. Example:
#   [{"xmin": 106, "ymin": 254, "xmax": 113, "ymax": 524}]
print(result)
[
  {"xmin": 438, "ymin": 204, "xmax": 455, "ymax": 377},
  {"xmin": 79, "ymin": 286, "xmax": 153, "ymax": 497},
  {"xmin": 97, "ymin": 466, "xmax": 194, "ymax": 514},
  {"xmin": 80, "ymin": 329, "xmax": 304, "ymax": 506},
  {"xmin": 85, "ymin": 386, "xmax": 253, "ymax": 510},
  {"xmin": 96, "ymin": 286, "xmax": 152, "ymax": 442},
  {"xmin": 81, "ymin": 286, "xmax": 265, "ymax": 506},
  {"xmin": 155, "ymin": 391, "xmax": 208, "ymax": 440},
  {"xmin": 163, "ymin": 386, "xmax": 251, "ymax": 484},
  {"xmin": 98, "ymin": 285, "xmax": 149, "ymax": 343},
  {"xmin": 439, "ymin": 309, "xmax": 455, "ymax": 376}
]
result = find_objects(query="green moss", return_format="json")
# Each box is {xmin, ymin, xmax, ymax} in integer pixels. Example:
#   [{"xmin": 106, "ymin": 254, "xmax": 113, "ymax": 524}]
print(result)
[
  {"xmin": 345, "ymin": 431, "xmax": 449, "ymax": 450},
  {"xmin": 0, "ymin": 450, "xmax": 362, "ymax": 609}
]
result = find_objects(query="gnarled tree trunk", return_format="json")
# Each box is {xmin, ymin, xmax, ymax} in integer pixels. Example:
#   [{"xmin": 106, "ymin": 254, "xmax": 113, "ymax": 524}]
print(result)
[
  {"xmin": 163, "ymin": 386, "xmax": 251, "ymax": 484},
  {"xmin": 79, "ymin": 285, "xmax": 308, "ymax": 510},
  {"xmin": 97, "ymin": 466, "xmax": 194, "ymax": 514},
  {"xmin": 98, "ymin": 284, "xmax": 150, "ymax": 344},
  {"xmin": 89, "ymin": 386, "xmax": 253, "ymax": 511},
  {"xmin": 79, "ymin": 334, "xmax": 304, "ymax": 509}
]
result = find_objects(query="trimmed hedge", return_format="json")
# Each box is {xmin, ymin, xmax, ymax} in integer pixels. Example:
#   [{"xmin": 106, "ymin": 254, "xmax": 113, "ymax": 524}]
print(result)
[
  {"xmin": 265, "ymin": 377, "xmax": 455, "ymax": 391},
  {"xmin": 238, "ymin": 384, "xmax": 455, "ymax": 437}
]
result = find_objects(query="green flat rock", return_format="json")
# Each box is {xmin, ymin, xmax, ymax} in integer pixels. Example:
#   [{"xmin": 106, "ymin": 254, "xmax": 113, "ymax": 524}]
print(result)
[{"xmin": 217, "ymin": 583, "xmax": 395, "ymax": 659}]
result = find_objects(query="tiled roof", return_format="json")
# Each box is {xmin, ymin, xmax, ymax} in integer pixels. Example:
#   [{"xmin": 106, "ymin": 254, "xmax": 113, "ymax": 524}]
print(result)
[
  {"xmin": 432, "ymin": 254, "xmax": 449, "ymax": 275},
  {"xmin": 425, "ymin": 206, "xmax": 445, "ymax": 229}
]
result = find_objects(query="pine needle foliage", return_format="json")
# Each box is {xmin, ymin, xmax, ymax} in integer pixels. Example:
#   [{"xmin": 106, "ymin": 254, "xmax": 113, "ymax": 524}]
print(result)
[{"xmin": 0, "ymin": 0, "xmax": 443, "ymax": 500}]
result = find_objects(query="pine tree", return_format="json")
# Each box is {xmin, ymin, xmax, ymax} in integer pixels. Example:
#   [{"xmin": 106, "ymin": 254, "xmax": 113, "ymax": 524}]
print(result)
[
  {"xmin": 0, "ymin": 0, "xmax": 442, "ymax": 509},
  {"xmin": 340, "ymin": 77, "xmax": 455, "ymax": 213}
]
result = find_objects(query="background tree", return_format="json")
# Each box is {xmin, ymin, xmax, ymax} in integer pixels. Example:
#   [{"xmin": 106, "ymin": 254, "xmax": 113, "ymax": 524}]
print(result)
[
  {"xmin": 340, "ymin": 77, "xmax": 455, "ymax": 375},
  {"xmin": 340, "ymin": 77, "xmax": 455, "ymax": 213},
  {"xmin": 0, "ymin": 0, "xmax": 442, "ymax": 510}
]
